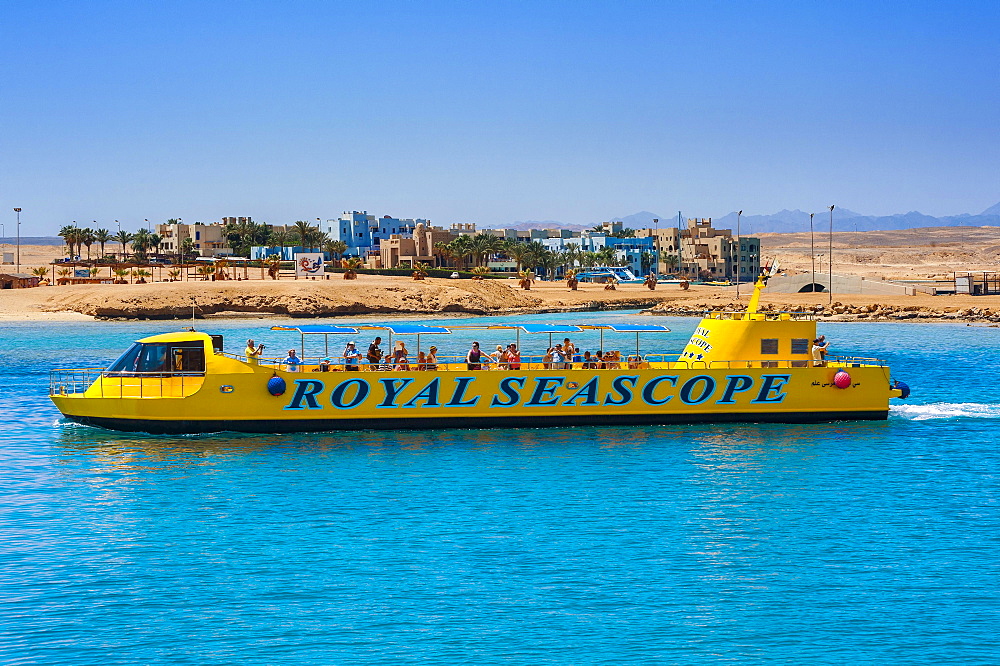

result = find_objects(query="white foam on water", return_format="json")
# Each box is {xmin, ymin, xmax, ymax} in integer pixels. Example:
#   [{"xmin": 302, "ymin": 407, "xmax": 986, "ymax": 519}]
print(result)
[{"xmin": 891, "ymin": 402, "xmax": 1000, "ymax": 420}]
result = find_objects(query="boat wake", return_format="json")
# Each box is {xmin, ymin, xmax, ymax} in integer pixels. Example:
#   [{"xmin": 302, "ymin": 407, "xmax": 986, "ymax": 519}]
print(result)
[{"xmin": 891, "ymin": 402, "xmax": 1000, "ymax": 421}]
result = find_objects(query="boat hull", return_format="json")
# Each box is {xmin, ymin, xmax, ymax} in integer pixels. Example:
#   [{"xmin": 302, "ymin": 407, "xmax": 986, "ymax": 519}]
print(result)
[
  {"xmin": 52, "ymin": 364, "xmax": 894, "ymax": 434},
  {"xmin": 61, "ymin": 409, "xmax": 887, "ymax": 434}
]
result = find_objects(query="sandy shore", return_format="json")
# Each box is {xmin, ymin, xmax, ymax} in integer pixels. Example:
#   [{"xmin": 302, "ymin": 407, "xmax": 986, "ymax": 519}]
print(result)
[
  {"xmin": 2, "ymin": 235, "xmax": 998, "ymax": 323},
  {"xmin": 1, "ymin": 273, "xmax": 997, "ymax": 324}
]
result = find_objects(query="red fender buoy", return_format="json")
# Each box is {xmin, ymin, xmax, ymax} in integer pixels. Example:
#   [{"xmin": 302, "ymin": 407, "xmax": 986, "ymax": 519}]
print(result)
[{"xmin": 834, "ymin": 371, "xmax": 851, "ymax": 389}]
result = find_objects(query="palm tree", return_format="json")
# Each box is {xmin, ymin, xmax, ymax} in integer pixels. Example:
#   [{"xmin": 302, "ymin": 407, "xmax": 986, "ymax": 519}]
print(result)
[
  {"xmin": 471, "ymin": 266, "xmax": 490, "ymax": 280},
  {"xmin": 434, "ymin": 241, "xmax": 456, "ymax": 268},
  {"xmin": 541, "ymin": 250, "xmax": 564, "ymax": 280},
  {"xmin": 131, "ymin": 229, "xmax": 152, "ymax": 261},
  {"xmin": 31, "ymin": 266, "xmax": 49, "ymax": 282},
  {"xmin": 270, "ymin": 229, "xmax": 292, "ymax": 248},
  {"xmin": 324, "ymin": 239, "xmax": 348, "ymax": 267},
  {"xmin": 520, "ymin": 241, "xmax": 548, "ymax": 274},
  {"xmin": 342, "ymin": 257, "xmax": 364, "ymax": 280},
  {"xmin": 149, "ymin": 234, "xmax": 162, "ymax": 258},
  {"xmin": 448, "ymin": 235, "xmax": 475, "ymax": 270},
  {"xmin": 180, "ymin": 237, "xmax": 195, "ymax": 262},
  {"xmin": 94, "ymin": 228, "xmax": 112, "ymax": 261},
  {"xmin": 502, "ymin": 240, "xmax": 529, "ymax": 272},
  {"xmin": 292, "ymin": 220, "xmax": 317, "ymax": 248},
  {"xmin": 563, "ymin": 242, "xmax": 581, "ymax": 270},
  {"xmin": 58, "ymin": 224, "xmax": 79, "ymax": 259},
  {"xmin": 197, "ymin": 264, "xmax": 214, "ymax": 280},
  {"xmin": 81, "ymin": 227, "xmax": 95, "ymax": 260},
  {"xmin": 412, "ymin": 262, "xmax": 430, "ymax": 280},
  {"xmin": 114, "ymin": 230, "xmax": 133, "ymax": 260},
  {"xmin": 57, "ymin": 267, "xmax": 71, "ymax": 282},
  {"xmin": 113, "ymin": 267, "xmax": 129, "ymax": 283},
  {"xmin": 470, "ymin": 233, "xmax": 504, "ymax": 268}
]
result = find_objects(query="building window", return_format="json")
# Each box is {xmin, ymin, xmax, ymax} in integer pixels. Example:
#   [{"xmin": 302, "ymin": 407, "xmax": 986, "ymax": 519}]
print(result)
[
  {"xmin": 761, "ymin": 339, "xmax": 778, "ymax": 354},
  {"xmin": 195, "ymin": 232, "xmax": 201, "ymax": 240},
  {"xmin": 791, "ymin": 339, "xmax": 810, "ymax": 354}
]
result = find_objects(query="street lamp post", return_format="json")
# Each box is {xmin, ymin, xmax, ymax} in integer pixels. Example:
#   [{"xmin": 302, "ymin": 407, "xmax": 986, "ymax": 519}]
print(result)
[
  {"xmin": 828, "ymin": 205, "xmax": 835, "ymax": 304},
  {"xmin": 13, "ymin": 208, "xmax": 21, "ymax": 273},
  {"xmin": 653, "ymin": 218, "xmax": 659, "ymax": 277},
  {"xmin": 736, "ymin": 210, "xmax": 743, "ymax": 298},
  {"xmin": 809, "ymin": 213, "xmax": 816, "ymax": 292}
]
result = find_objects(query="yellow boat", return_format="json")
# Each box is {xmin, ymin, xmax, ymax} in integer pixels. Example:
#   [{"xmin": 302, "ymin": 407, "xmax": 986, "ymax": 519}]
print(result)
[{"xmin": 49, "ymin": 276, "xmax": 910, "ymax": 434}]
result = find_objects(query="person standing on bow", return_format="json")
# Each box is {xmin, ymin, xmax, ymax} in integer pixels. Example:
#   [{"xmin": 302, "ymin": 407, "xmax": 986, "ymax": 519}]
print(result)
[
  {"xmin": 366, "ymin": 337, "xmax": 383, "ymax": 370},
  {"xmin": 245, "ymin": 338, "xmax": 264, "ymax": 365},
  {"xmin": 343, "ymin": 341, "xmax": 361, "ymax": 371}
]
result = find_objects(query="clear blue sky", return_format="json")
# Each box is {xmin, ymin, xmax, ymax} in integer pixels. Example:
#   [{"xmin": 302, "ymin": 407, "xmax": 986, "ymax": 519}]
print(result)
[{"xmin": 2, "ymin": 0, "xmax": 998, "ymax": 235}]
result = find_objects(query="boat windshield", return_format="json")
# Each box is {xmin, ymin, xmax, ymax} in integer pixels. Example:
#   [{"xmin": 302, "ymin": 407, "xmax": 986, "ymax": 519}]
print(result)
[{"xmin": 106, "ymin": 341, "xmax": 206, "ymax": 375}]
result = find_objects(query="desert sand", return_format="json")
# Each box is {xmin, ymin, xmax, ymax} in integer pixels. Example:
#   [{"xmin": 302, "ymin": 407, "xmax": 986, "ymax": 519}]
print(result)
[{"xmin": 759, "ymin": 226, "xmax": 1000, "ymax": 280}]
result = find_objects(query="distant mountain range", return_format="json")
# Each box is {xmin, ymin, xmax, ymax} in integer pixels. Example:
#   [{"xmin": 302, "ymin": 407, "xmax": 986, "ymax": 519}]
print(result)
[
  {"xmin": 515, "ymin": 203, "xmax": 1000, "ymax": 234},
  {"xmin": 6, "ymin": 203, "xmax": 1000, "ymax": 243}
]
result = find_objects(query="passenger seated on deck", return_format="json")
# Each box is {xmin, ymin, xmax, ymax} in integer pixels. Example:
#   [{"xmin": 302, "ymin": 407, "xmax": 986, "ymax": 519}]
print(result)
[
  {"xmin": 492, "ymin": 345, "xmax": 507, "ymax": 370},
  {"xmin": 583, "ymin": 351, "xmax": 595, "ymax": 369},
  {"xmin": 283, "ymin": 349, "xmax": 301, "ymax": 372},
  {"xmin": 393, "ymin": 341, "xmax": 410, "ymax": 371},
  {"xmin": 425, "ymin": 346, "xmax": 439, "ymax": 371},
  {"xmin": 542, "ymin": 347, "xmax": 554, "ymax": 370},
  {"xmin": 316, "ymin": 357, "xmax": 331, "ymax": 372},
  {"xmin": 628, "ymin": 354, "xmax": 642, "ymax": 369},
  {"xmin": 416, "ymin": 351, "xmax": 427, "ymax": 371}
]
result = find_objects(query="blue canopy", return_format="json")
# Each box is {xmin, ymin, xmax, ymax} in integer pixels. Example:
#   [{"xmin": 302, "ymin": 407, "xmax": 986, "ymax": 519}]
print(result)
[
  {"xmin": 271, "ymin": 325, "xmax": 359, "ymax": 334},
  {"xmin": 597, "ymin": 324, "xmax": 672, "ymax": 333},
  {"xmin": 360, "ymin": 323, "xmax": 451, "ymax": 335},
  {"xmin": 519, "ymin": 324, "xmax": 584, "ymax": 334}
]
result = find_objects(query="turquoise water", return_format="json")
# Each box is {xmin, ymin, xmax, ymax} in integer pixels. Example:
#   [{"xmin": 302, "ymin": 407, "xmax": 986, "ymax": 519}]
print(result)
[{"xmin": 3, "ymin": 313, "xmax": 999, "ymax": 664}]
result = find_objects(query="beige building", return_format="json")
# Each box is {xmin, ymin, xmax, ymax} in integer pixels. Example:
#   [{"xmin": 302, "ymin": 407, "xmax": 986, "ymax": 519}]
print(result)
[
  {"xmin": 156, "ymin": 222, "xmax": 233, "ymax": 257},
  {"xmin": 636, "ymin": 218, "xmax": 760, "ymax": 279},
  {"xmin": 373, "ymin": 223, "xmax": 450, "ymax": 269}
]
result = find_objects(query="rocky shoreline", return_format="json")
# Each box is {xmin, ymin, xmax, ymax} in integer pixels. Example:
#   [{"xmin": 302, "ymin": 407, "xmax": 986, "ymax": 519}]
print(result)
[{"xmin": 645, "ymin": 300, "xmax": 1000, "ymax": 324}]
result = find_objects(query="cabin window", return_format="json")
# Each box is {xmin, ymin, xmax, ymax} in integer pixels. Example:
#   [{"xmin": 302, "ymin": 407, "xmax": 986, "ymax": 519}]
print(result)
[
  {"xmin": 106, "ymin": 342, "xmax": 205, "ymax": 375},
  {"xmin": 791, "ymin": 338, "xmax": 810, "ymax": 354},
  {"xmin": 761, "ymin": 339, "xmax": 779, "ymax": 354}
]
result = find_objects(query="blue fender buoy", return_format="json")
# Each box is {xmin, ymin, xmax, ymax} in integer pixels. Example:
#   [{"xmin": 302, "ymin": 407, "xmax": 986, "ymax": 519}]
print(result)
[
  {"xmin": 267, "ymin": 376, "xmax": 286, "ymax": 397},
  {"xmin": 893, "ymin": 380, "xmax": 910, "ymax": 399}
]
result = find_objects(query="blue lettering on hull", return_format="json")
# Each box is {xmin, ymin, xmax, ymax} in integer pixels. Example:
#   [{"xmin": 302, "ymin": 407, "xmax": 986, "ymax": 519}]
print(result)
[{"xmin": 279, "ymin": 373, "xmax": 793, "ymax": 412}]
